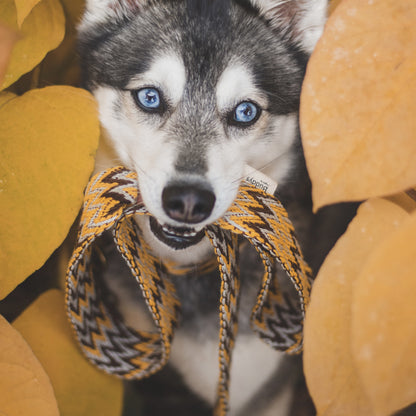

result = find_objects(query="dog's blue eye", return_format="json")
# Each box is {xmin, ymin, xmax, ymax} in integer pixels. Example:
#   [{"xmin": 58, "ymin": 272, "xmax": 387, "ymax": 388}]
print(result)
[
  {"xmin": 233, "ymin": 101, "xmax": 259, "ymax": 125},
  {"xmin": 135, "ymin": 88, "xmax": 161, "ymax": 110}
]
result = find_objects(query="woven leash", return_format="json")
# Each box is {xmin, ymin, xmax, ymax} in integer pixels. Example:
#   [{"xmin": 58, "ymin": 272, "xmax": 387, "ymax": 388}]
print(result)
[{"xmin": 66, "ymin": 166, "xmax": 312, "ymax": 415}]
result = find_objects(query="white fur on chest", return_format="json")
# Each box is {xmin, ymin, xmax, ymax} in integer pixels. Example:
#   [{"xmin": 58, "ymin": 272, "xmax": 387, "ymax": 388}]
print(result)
[{"xmin": 170, "ymin": 330, "xmax": 291, "ymax": 415}]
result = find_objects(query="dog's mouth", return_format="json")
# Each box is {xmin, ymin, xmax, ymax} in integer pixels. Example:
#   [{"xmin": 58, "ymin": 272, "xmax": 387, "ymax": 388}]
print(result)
[{"xmin": 149, "ymin": 217, "xmax": 206, "ymax": 250}]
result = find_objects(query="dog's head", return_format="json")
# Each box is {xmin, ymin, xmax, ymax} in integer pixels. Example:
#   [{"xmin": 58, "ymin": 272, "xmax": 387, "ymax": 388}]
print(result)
[{"xmin": 78, "ymin": 0, "xmax": 326, "ymax": 258}]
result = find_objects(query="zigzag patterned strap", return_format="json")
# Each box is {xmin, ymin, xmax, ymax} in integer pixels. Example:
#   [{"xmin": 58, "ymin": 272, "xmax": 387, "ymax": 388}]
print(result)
[{"xmin": 66, "ymin": 166, "xmax": 312, "ymax": 416}]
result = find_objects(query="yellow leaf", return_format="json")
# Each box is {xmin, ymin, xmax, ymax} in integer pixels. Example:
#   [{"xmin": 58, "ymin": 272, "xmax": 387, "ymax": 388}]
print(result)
[
  {"xmin": 1, "ymin": 0, "xmax": 65, "ymax": 90},
  {"xmin": 0, "ymin": 22, "xmax": 18, "ymax": 85},
  {"xmin": 13, "ymin": 290, "xmax": 124, "ymax": 416},
  {"xmin": 0, "ymin": 86, "xmax": 99, "ymax": 299},
  {"xmin": 328, "ymin": 0, "xmax": 343, "ymax": 14},
  {"xmin": 385, "ymin": 189, "xmax": 416, "ymax": 214},
  {"xmin": 39, "ymin": 0, "xmax": 86, "ymax": 87},
  {"xmin": 0, "ymin": 91, "xmax": 16, "ymax": 106},
  {"xmin": 14, "ymin": 0, "xmax": 42, "ymax": 27},
  {"xmin": 60, "ymin": 0, "xmax": 85, "ymax": 24},
  {"xmin": 304, "ymin": 197, "xmax": 411, "ymax": 416},
  {"xmin": 300, "ymin": 0, "xmax": 416, "ymax": 209},
  {"xmin": 351, "ymin": 211, "xmax": 416, "ymax": 415},
  {"xmin": 0, "ymin": 315, "xmax": 59, "ymax": 416}
]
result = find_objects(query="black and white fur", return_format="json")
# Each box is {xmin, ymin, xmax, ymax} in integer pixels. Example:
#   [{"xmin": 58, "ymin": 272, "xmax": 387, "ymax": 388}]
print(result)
[{"xmin": 78, "ymin": 1, "xmax": 354, "ymax": 414}]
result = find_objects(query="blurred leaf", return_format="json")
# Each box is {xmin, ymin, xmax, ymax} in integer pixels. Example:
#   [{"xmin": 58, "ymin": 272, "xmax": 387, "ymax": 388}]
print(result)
[
  {"xmin": 1, "ymin": 0, "xmax": 65, "ymax": 90},
  {"xmin": 301, "ymin": 0, "xmax": 416, "ymax": 209},
  {"xmin": 60, "ymin": 0, "xmax": 85, "ymax": 24},
  {"xmin": 385, "ymin": 190, "xmax": 416, "ymax": 214},
  {"xmin": 39, "ymin": 0, "xmax": 86, "ymax": 87},
  {"xmin": 13, "ymin": 290, "xmax": 124, "ymax": 416},
  {"xmin": 0, "ymin": 86, "xmax": 99, "ymax": 299},
  {"xmin": 328, "ymin": 0, "xmax": 343, "ymax": 14},
  {"xmin": 304, "ymin": 197, "xmax": 412, "ymax": 416},
  {"xmin": 14, "ymin": 0, "xmax": 42, "ymax": 27},
  {"xmin": 352, "ymin": 211, "xmax": 416, "ymax": 415},
  {"xmin": 0, "ymin": 22, "xmax": 18, "ymax": 85},
  {"xmin": 0, "ymin": 314, "xmax": 59, "ymax": 416},
  {"xmin": 0, "ymin": 90, "xmax": 16, "ymax": 106}
]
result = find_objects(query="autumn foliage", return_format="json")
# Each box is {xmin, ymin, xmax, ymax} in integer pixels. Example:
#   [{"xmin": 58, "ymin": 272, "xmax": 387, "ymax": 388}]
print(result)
[
  {"xmin": 0, "ymin": 0, "xmax": 415, "ymax": 415},
  {"xmin": 301, "ymin": 0, "xmax": 416, "ymax": 415},
  {"xmin": 0, "ymin": 0, "xmax": 122, "ymax": 414}
]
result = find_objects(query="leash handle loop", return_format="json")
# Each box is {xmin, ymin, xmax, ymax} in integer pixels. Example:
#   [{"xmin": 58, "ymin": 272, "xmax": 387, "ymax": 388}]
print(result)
[
  {"xmin": 66, "ymin": 167, "xmax": 179, "ymax": 379},
  {"xmin": 66, "ymin": 166, "xmax": 313, "ymax": 416}
]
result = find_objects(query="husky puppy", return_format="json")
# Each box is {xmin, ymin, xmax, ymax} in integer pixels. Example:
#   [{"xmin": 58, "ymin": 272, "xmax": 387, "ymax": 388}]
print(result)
[{"xmin": 78, "ymin": 1, "xmax": 353, "ymax": 414}]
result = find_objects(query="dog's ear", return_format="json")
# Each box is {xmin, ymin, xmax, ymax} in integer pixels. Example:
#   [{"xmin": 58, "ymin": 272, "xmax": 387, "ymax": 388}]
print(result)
[
  {"xmin": 249, "ymin": 0, "xmax": 328, "ymax": 53},
  {"xmin": 81, "ymin": 0, "xmax": 146, "ymax": 27}
]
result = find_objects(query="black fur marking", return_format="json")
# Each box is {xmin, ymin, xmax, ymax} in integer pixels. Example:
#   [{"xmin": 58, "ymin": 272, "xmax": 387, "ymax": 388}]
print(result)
[
  {"xmin": 79, "ymin": 0, "xmax": 308, "ymax": 114},
  {"xmin": 233, "ymin": 0, "xmax": 260, "ymax": 16},
  {"xmin": 185, "ymin": 0, "xmax": 232, "ymax": 20}
]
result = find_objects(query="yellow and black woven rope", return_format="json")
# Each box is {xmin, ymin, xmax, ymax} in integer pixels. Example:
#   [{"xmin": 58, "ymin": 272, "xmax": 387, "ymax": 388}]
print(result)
[{"xmin": 66, "ymin": 166, "xmax": 312, "ymax": 416}]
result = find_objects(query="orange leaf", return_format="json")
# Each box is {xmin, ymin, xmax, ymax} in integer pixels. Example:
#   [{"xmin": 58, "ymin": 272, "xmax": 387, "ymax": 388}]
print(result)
[
  {"xmin": 300, "ymin": 0, "xmax": 416, "ymax": 209},
  {"xmin": 38, "ymin": 0, "xmax": 86, "ymax": 87},
  {"xmin": 304, "ymin": 197, "xmax": 411, "ymax": 415},
  {"xmin": 13, "ymin": 290, "xmax": 124, "ymax": 416},
  {"xmin": 0, "ymin": 22, "xmax": 18, "ymax": 85},
  {"xmin": 0, "ymin": 91, "xmax": 16, "ymax": 106},
  {"xmin": 328, "ymin": 0, "xmax": 343, "ymax": 14},
  {"xmin": 0, "ymin": 86, "xmax": 99, "ymax": 299},
  {"xmin": 14, "ymin": 0, "xmax": 42, "ymax": 27},
  {"xmin": 0, "ymin": 315, "xmax": 59, "ymax": 416},
  {"xmin": 351, "ymin": 211, "xmax": 416, "ymax": 415},
  {"xmin": 1, "ymin": 0, "xmax": 65, "ymax": 90}
]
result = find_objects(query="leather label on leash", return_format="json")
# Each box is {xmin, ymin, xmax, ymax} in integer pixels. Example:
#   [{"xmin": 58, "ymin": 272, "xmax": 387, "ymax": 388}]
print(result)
[{"xmin": 244, "ymin": 164, "xmax": 278, "ymax": 195}]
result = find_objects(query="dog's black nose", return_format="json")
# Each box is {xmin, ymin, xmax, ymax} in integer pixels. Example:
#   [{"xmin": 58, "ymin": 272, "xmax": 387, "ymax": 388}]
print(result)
[{"xmin": 162, "ymin": 184, "xmax": 216, "ymax": 224}]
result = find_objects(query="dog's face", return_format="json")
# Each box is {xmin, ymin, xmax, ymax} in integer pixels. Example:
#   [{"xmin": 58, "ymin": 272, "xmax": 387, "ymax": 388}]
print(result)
[{"xmin": 79, "ymin": 0, "xmax": 327, "ymax": 256}]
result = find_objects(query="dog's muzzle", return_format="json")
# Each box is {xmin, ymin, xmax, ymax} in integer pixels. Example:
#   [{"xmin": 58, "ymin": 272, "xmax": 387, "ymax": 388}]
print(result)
[
  {"xmin": 149, "ymin": 216, "xmax": 206, "ymax": 249},
  {"xmin": 150, "ymin": 182, "xmax": 216, "ymax": 249}
]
